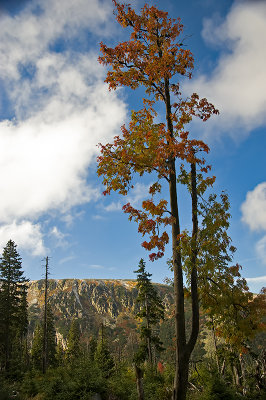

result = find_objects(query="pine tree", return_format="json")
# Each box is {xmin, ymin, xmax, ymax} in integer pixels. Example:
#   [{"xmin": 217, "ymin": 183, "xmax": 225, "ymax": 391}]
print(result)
[
  {"xmin": 95, "ymin": 324, "xmax": 114, "ymax": 378},
  {"xmin": 31, "ymin": 305, "xmax": 57, "ymax": 370},
  {"xmin": 55, "ymin": 339, "xmax": 65, "ymax": 366},
  {"xmin": 89, "ymin": 336, "xmax": 97, "ymax": 361},
  {"xmin": 31, "ymin": 322, "xmax": 43, "ymax": 370},
  {"xmin": 66, "ymin": 319, "xmax": 81, "ymax": 362},
  {"xmin": 134, "ymin": 259, "xmax": 164, "ymax": 364},
  {"xmin": 0, "ymin": 240, "xmax": 28, "ymax": 371},
  {"xmin": 45, "ymin": 304, "xmax": 57, "ymax": 368}
]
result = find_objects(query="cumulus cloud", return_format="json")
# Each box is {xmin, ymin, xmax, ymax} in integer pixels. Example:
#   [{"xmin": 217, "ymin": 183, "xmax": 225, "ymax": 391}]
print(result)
[
  {"xmin": 241, "ymin": 182, "xmax": 266, "ymax": 231},
  {"xmin": 184, "ymin": 0, "xmax": 266, "ymax": 138},
  {"xmin": 49, "ymin": 226, "xmax": 69, "ymax": 248},
  {"xmin": 241, "ymin": 182, "xmax": 266, "ymax": 264},
  {"xmin": 256, "ymin": 236, "xmax": 266, "ymax": 265},
  {"xmin": 245, "ymin": 275, "xmax": 266, "ymax": 284},
  {"xmin": 103, "ymin": 183, "xmax": 152, "ymax": 212},
  {"xmin": 245, "ymin": 274, "xmax": 266, "ymax": 293},
  {"xmin": 0, "ymin": 0, "xmax": 127, "ymax": 256},
  {"xmin": 0, "ymin": 220, "xmax": 46, "ymax": 256}
]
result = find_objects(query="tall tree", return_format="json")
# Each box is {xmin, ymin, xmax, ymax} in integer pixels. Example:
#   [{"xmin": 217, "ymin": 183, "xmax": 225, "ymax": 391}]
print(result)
[
  {"xmin": 134, "ymin": 258, "xmax": 164, "ymax": 364},
  {"xmin": 31, "ymin": 305, "xmax": 57, "ymax": 371},
  {"xmin": 66, "ymin": 319, "xmax": 81, "ymax": 362},
  {"xmin": 31, "ymin": 322, "xmax": 43, "ymax": 370},
  {"xmin": 180, "ymin": 186, "xmax": 266, "ymax": 392},
  {"xmin": 42, "ymin": 256, "xmax": 49, "ymax": 374},
  {"xmin": 97, "ymin": 2, "xmax": 218, "ymax": 398},
  {"xmin": 0, "ymin": 239, "xmax": 28, "ymax": 371},
  {"xmin": 95, "ymin": 323, "xmax": 115, "ymax": 378}
]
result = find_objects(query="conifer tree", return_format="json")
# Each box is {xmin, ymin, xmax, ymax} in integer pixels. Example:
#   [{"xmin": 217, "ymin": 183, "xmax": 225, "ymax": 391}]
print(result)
[
  {"xmin": 89, "ymin": 336, "xmax": 97, "ymax": 361},
  {"xmin": 31, "ymin": 322, "xmax": 43, "ymax": 369},
  {"xmin": 95, "ymin": 324, "xmax": 114, "ymax": 378},
  {"xmin": 0, "ymin": 240, "xmax": 28, "ymax": 371},
  {"xmin": 134, "ymin": 259, "xmax": 164, "ymax": 364},
  {"xmin": 31, "ymin": 305, "xmax": 57, "ymax": 370},
  {"xmin": 45, "ymin": 304, "xmax": 57, "ymax": 368},
  {"xmin": 66, "ymin": 319, "xmax": 81, "ymax": 362},
  {"xmin": 55, "ymin": 339, "xmax": 65, "ymax": 366}
]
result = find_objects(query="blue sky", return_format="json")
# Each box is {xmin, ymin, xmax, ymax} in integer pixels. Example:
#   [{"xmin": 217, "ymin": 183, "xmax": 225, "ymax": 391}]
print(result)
[{"xmin": 0, "ymin": 0, "xmax": 265, "ymax": 293}]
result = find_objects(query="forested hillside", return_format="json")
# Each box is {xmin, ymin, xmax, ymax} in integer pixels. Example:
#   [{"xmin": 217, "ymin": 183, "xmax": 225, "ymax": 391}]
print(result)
[{"xmin": 27, "ymin": 279, "xmax": 176, "ymax": 362}]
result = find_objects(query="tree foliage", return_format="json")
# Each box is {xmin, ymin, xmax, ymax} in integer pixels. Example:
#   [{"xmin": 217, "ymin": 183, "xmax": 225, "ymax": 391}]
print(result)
[
  {"xmin": 97, "ymin": 2, "xmax": 218, "ymax": 398},
  {"xmin": 95, "ymin": 324, "xmax": 115, "ymax": 378},
  {"xmin": 0, "ymin": 239, "xmax": 28, "ymax": 372},
  {"xmin": 31, "ymin": 305, "xmax": 57, "ymax": 370},
  {"xmin": 66, "ymin": 319, "xmax": 81, "ymax": 362},
  {"xmin": 134, "ymin": 258, "xmax": 164, "ymax": 364}
]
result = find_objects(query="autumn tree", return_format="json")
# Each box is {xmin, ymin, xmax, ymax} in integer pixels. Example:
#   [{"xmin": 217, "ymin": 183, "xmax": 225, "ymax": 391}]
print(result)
[
  {"xmin": 0, "ymin": 240, "xmax": 28, "ymax": 372},
  {"xmin": 97, "ymin": 2, "xmax": 218, "ymax": 399},
  {"xmin": 180, "ymin": 187, "xmax": 266, "ymax": 392},
  {"xmin": 134, "ymin": 258, "xmax": 164, "ymax": 364}
]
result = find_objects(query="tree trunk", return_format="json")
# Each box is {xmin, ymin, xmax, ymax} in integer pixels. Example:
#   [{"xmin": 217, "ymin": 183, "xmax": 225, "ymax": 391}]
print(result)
[
  {"xmin": 211, "ymin": 318, "xmax": 220, "ymax": 371},
  {"xmin": 135, "ymin": 364, "xmax": 145, "ymax": 400},
  {"xmin": 144, "ymin": 294, "xmax": 152, "ymax": 364},
  {"xmin": 239, "ymin": 354, "xmax": 247, "ymax": 395},
  {"xmin": 42, "ymin": 256, "xmax": 49, "ymax": 374},
  {"xmin": 170, "ymin": 170, "xmax": 188, "ymax": 400},
  {"xmin": 164, "ymin": 77, "xmax": 197, "ymax": 400},
  {"xmin": 186, "ymin": 162, "xmax": 200, "ymax": 355}
]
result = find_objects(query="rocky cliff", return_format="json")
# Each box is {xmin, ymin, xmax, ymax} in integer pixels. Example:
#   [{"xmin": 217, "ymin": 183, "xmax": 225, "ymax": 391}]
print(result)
[{"xmin": 27, "ymin": 279, "xmax": 174, "ymax": 340}]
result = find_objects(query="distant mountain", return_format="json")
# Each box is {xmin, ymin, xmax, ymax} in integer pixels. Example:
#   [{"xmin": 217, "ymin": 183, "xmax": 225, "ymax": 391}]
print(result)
[{"xmin": 27, "ymin": 279, "xmax": 175, "ymax": 352}]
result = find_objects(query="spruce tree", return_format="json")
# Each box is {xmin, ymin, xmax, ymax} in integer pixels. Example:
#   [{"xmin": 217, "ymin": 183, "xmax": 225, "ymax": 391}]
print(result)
[
  {"xmin": 95, "ymin": 324, "xmax": 114, "ymax": 378},
  {"xmin": 66, "ymin": 319, "xmax": 81, "ymax": 362},
  {"xmin": 31, "ymin": 322, "xmax": 43, "ymax": 370},
  {"xmin": 0, "ymin": 240, "xmax": 28, "ymax": 371},
  {"xmin": 134, "ymin": 259, "xmax": 164, "ymax": 364},
  {"xmin": 45, "ymin": 304, "xmax": 57, "ymax": 368},
  {"xmin": 31, "ymin": 305, "xmax": 57, "ymax": 370}
]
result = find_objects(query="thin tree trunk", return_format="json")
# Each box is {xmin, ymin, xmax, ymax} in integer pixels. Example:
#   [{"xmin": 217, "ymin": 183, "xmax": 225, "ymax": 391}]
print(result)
[
  {"xmin": 144, "ymin": 293, "xmax": 152, "ymax": 364},
  {"xmin": 135, "ymin": 364, "xmax": 145, "ymax": 400},
  {"xmin": 5, "ymin": 261, "xmax": 11, "ymax": 371},
  {"xmin": 42, "ymin": 257, "xmax": 49, "ymax": 374},
  {"xmin": 164, "ymin": 76, "xmax": 191, "ymax": 400},
  {"xmin": 186, "ymin": 162, "xmax": 200, "ymax": 355},
  {"xmin": 239, "ymin": 354, "xmax": 247, "ymax": 395},
  {"xmin": 211, "ymin": 318, "xmax": 220, "ymax": 371},
  {"xmin": 221, "ymin": 358, "xmax": 226, "ymax": 376}
]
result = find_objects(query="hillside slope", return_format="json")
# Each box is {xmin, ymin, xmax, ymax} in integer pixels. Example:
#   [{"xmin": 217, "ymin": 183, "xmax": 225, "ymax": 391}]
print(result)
[{"xmin": 27, "ymin": 279, "xmax": 175, "ymax": 341}]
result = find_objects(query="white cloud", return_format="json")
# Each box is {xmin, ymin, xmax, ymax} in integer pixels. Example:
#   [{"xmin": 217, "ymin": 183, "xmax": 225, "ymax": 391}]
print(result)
[
  {"xmin": 256, "ymin": 235, "xmax": 266, "ymax": 265},
  {"xmin": 127, "ymin": 182, "xmax": 151, "ymax": 206},
  {"xmin": 241, "ymin": 182, "xmax": 266, "ymax": 265},
  {"xmin": 245, "ymin": 274, "xmax": 266, "ymax": 294},
  {"xmin": 103, "ymin": 183, "xmax": 151, "ymax": 212},
  {"xmin": 58, "ymin": 254, "xmax": 76, "ymax": 265},
  {"xmin": 241, "ymin": 182, "xmax": 266, "ymax": 231},
  {"xmin": 104, "ymin": 201, "xmax": 123, "ymax": 212},
  {"xmin": 49, "ymin": 226, "xmax": 69, "ymax": 248},
  {"xmin": 0, "ymin": 220, "xmax": 46, "ymax": 256},
  {"xmin": 0, "ymin": 86, "xmax": 120, "ymax": 223},
  {"xmin": 184, "ymin": 1, "xmax": 266, "ymax": 138},
  {"xmin": 0, "ymin": 0, "xmax": 127, "ymax": 256},
  {"xmin": 245, "ymin": 275, "xmax": 266, "ymax": 284},
  {"xmin": 89, "ymin": 264, "xmax": 104, "ymax": 269}
]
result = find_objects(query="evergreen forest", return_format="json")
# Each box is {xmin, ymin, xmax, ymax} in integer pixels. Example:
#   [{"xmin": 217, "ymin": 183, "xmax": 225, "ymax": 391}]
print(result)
[{"xmin": 0, "ymin": 241, "xmax": 265, "ymax": 400}]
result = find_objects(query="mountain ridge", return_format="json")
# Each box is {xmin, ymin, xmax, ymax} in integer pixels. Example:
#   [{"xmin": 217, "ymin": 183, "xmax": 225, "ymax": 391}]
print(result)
[{"xmin": 27, "ymin": 278, "xmax": 175, "ymax": 342}]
